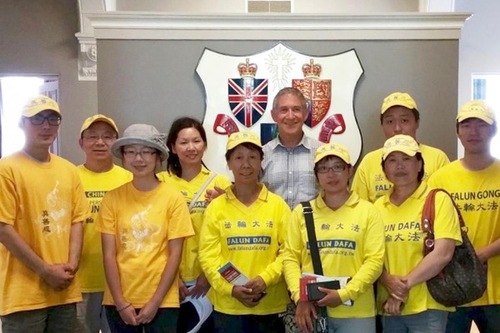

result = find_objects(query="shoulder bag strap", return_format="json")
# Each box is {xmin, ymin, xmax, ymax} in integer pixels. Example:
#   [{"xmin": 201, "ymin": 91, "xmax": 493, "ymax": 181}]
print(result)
[
  {"xmin": 302, "ymin": 201, "xmax": 324, "ymax": 276},
  {"xmin": 422, "ymin": 188, "xmax": 466, "ymax": 255},
  {"xmin": 188, "ymin": 172, "xmax": 217, "ymax": 212}
]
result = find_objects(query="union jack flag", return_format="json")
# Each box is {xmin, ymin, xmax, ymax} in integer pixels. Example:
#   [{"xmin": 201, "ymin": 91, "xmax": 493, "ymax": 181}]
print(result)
[{"xmin": 228, "ymin": 78, "xmax": 268, "ymax": 127}]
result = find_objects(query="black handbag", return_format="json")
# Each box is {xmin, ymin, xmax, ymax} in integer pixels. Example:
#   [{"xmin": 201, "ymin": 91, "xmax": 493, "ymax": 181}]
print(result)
[
  {"xmin": 421, "ymin": 189, "xmax": 487, "ymax": 307},
  {"xmin": 302, "ymin": 201, "xmax": 328, "ymax": 333}
]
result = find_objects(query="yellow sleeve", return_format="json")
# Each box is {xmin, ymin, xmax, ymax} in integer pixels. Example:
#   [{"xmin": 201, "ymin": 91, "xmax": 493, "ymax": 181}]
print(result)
[
  {"xmin": 213, "ymin": 174, "xmax": 232, "ymax": 191},
  {"xmin": 338, "ymin": 205, "xmax": 385, "ymax": 302},
  {"xmin": 433, "ymin": 191, "xmax": 462, "ymax": 244},
  {"xmin": 0, "ymin": 164, "xmax": 17, "ymax": 224},
  {"xmin": 198, "ymin": 201, "xmax": 234, "ymax": 297},
  {"xmin": 167, "ymin": 192, "xmax": 194, "ymax": 240},
  {"xmin": 258, "ymin": 200, "xmax": 291, "ymax": 287},
  {"xmin": 71, "ymin": 170, "xmax": 91, "ymax": 224},
  {"xmin": 351, "ymin": 161, "xmax": 370, "ymax": 202},
  {"xmin": 96, "ymin": 192, "xmax": 115, "ymax": 235},
  {"xmin": 282, "ymin": 205, "xmax": 307, "ymax": 303}
]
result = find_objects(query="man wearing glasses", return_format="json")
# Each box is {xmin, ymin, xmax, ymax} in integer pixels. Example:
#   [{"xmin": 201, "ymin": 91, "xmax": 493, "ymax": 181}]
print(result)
[
  {"xmin": 76, "ymin": 115, "xmax": 131, "ymax": 333},
  {"xmin": 0, "ymin": 95, "xmax": 90, "ymax": 332}
]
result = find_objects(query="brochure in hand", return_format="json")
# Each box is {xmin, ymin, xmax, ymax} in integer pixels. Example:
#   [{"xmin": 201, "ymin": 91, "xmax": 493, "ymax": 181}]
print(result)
[{"xmin": 299, "ymin": 273, "xmax": 353, "ymax": 306}]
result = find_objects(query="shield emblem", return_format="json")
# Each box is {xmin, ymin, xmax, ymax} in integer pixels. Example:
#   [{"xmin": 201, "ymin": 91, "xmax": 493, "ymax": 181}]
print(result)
[
  {"xmin": 196, "ymin": 43, "xmax": 363, "ymax": 179},
  {"xmin": 292, "ymin": 59, "xmax": 331, "ymax": 128}
]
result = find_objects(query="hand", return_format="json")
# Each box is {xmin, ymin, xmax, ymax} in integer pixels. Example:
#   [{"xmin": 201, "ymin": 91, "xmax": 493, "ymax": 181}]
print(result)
[
  {"xmin": 231, "ymin": 285, "xmax": 259, "ymax": 307},
  {"xmin": 41, "ymin": 263, "xmax": 75, "ymax": 290},
  {"xmin": 205, "ymin": 186, "xmax": 225, "ymax": 204},
  {"xmin": 295, "ymin": 300, "xmax": 316, "ymax": 333},
  {"xmin": 136, "ymin": 300, "xmax": 160, "ymax": 324},
  {"xmin": 65, "ymin": 261, "xmax": 79, "ymax": 275},
  {"xmin": 383, "ymin": 296, "xmax": 404, "ymax": 315},
  {"xmin": 118, "ymin": 304, "xmax": 138, "ymax": 326},
  {"xmin": 179, "ymin": 281, "xmax": 190, "ymax": 301},
  {"xmin": 244, "ymin": 276, "xmax": 267, "ymax": 300},
  {"xmin": 382, "ymin": 274, "xmax": 408, "ymax": 301},
  {"xmin": 190, "ymin": 274, "xmax": 211, "ymax": 299},
  {"xmin": 316, "ymin": 287, "xmax": 342, "ymax": 308},
  {"xmin": 476, "ymin": 247, "xmax": 490, "ymax": 264}
]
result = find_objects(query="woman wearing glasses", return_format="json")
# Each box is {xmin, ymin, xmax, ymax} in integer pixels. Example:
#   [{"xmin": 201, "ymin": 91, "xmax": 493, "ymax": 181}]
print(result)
[
  {"xmin": 97, "ymin": 124, "xmax": 194, "ymax": 333},
  {"xmin": 283, "ymin": 143, "xmax": 385, "ymax": 333}
]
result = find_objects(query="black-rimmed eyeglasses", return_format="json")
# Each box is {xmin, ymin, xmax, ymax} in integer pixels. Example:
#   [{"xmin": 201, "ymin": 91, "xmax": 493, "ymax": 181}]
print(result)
[{"xmin": 28, "ymin": 115, "xmax": 61, "ymax": 126}]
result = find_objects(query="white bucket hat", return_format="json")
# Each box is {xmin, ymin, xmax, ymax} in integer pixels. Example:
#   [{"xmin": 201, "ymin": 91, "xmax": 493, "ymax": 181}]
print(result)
[{"xmin": 111, "ymin": 124, "xmax": 169, "ymax": 161}]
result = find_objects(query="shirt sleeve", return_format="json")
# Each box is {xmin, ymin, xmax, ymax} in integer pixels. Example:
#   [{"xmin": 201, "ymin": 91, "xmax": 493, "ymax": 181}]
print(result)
[
  {"xmin": 351, "ymin": 161, "xmax": 370, "ymax": 202},
  {"xmin": 71, "ymin": 169, "xmax": 91, "ymax": 224},
  {"xmin": 198, "ymin": 201, "xmax": 234, "ymax": 297},
  {"xmin": 282, "ymin": 205, "xmax": 307, "ymax": 303},
  {"xmin": 337, "ymin": 205, "xmax": 385, "ymax": 302},
  {"xmin": 258, "ymin": 200, "xmax": 291, "ymax": 287},
  {"xmin": 433, "ymin": 191, "xmax": 462, "ymax": 244}
]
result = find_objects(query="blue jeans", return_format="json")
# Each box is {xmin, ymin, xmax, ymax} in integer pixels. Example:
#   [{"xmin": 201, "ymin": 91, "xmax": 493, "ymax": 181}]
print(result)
[
  {"xmin": 105, "ymin": 306, "xmax": 178, "ymax": 333},
  {"xmin": 328, "ymin": 316, "xmax": 375, "ymax": 333},
  {"xmin": 212, "ymin": 311, "xmax": 284, "ymax": 333},
  {"xmin": 382, "ymin": 310, "xmax": 448, "ymax": 333},
  {"xmin": 445, "ymin": 305, "xmax": 500, "ymax": 333},
  {"xmin": 1, "ymin": 303, "xmax": 76, "ymax": 333}
]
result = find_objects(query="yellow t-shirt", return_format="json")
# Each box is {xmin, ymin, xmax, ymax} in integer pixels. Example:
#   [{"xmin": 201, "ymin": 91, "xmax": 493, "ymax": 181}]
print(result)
[
  {"xmin": 283, "ymin": 192, "xmax": 385, "ymax": 318},
  {"xmin": 352, "ymin": 144, "xmax": 449, "ymax": 203},
  {"xmin": 374, "ymin": 182, "xmax": 462, "ymax": 315},
  {"xmin": 0, "ymin": 152, "xmax": 90, "ymax": 315},
  {"xmin": 77, "ymin": 164, "xmax": 132, "ymax": 292},
  {"xmin": 199, "ymin": 184, "xmax": 291, "ymax": 315},
  {"xmin": 157, "ymin": 168, "xmax": 231, "ymax": 282},
  {"xmin": 428, "ymin": 160, "xmax": 500, "ymax": 307},
  {"xmin": 97, "ymin": 182, "xmax": 194, "ymax": 308}
]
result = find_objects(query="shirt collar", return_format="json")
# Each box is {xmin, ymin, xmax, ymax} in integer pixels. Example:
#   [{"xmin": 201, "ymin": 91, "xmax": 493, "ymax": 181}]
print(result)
[
  {"xmin": 225, "ymin": 183, "xmax": 269, "ymax": 202},
  {"xmin": 270, "ymin": 132, "xmax": 314, "ymax": 150},
  {"xmin": 315, "ymin": 191, "xmax": 360, "ymax": 209}
]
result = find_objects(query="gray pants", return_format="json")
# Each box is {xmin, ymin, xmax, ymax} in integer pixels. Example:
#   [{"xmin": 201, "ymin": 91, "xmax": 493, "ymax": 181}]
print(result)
[
  {"xmin": 1, "ymin": 303, "xmax": 76, "ymax": 333},
  {"xmin": 75, "ymin": 292, "xmax": 110, "ymax": 333}
]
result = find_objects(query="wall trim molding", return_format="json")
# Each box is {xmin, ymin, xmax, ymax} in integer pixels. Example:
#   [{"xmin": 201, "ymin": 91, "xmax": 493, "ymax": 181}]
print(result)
[
  {"xmin": 77, "ymin": 12, "xmax": 469, "ymax": 40},
  {"xmin": 75, "ymin": 11, "xmax": 470, "ymax": 80}
]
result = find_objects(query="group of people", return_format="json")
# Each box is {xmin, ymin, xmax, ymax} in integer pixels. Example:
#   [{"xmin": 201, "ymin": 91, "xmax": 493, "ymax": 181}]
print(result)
[{"xmin": 0, "ymin": 88, "xmax": 498, "ymax": 333}]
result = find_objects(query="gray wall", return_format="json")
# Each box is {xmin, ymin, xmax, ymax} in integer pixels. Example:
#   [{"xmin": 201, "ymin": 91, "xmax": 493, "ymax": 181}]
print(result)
[
  {"xmin": 0, "ymin": 0, "xmax": 460, "ymax": 164},
  {"xmin": 0, "ymin": 0, "xmax": 97, "ymax": 164},
  {"xmin": 97, "ymin": 39, "xmax": 459, "ymax": 162}
]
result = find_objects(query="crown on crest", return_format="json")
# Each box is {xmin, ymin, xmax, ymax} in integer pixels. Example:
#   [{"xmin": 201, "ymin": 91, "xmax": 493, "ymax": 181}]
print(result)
[
  {"xmin": 238, "ymin": 58, "xmax": 258, "ymax": 77},
  {"xmin": 302, "ymin": 59, "xmax": 322, "ymax": 79}
]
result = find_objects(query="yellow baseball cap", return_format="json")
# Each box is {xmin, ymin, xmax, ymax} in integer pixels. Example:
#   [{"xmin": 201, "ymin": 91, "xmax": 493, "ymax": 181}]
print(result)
[
  {"xmin": 22, "ymin": 95, "xmax": 60, "ymax": 117},
  {"xmin": 80, "ymin": 114, "xmax": 119, "ymax": 135},
  {"xmin": 314, "ymin": 143, "xmax": 351, "ymax": 164},
  {"xmin": 381, "ymin": 92, "xmax": 418, "ymax": 114},
  {"xmin": 382, "ymin": 134, "xmax": 421, "ymax": 160},
  {"xmin": 226, "ymin": 130, "xmax": 262, "ymax": 151},
  {"xmin": 456, "ymin": 100, "xmax": 495, "ymax": 125}
]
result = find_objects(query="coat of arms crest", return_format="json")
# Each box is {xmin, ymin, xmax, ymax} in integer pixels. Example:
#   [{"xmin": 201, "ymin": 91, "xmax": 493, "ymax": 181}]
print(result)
[{"xmin": 196, "ymin": 43, "xmax": 363, "ymax": 178}]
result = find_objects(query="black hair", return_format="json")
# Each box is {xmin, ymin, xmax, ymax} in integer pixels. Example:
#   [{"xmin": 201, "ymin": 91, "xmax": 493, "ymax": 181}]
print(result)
[
  {"xmin": 381, "ymin": 152, "xmax": 425, "ymax": 183},
  {"xmin": 225, "ymin": 142, "xmax": 264, "ymax": 161},
  {"xmin": 166, "ymin": 117, "xmax": 207, "ymax": 177}
]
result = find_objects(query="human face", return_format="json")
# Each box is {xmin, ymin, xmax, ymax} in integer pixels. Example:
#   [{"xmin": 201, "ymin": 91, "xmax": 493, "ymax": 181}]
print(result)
[
  {"xmin": 122, "ymin": 144, "xmax": 159, "ymax": 177},
  {"xmin": 381, "ymin": 106, "xmax": 419, "ymax": 139},
  {"xmin": 22, "ymin": 110, "xmax": 60, "ymax": 150},
  {"xmin": 457, "ymin": 118, "xmax": 496, "ymax": 154},
  {"xmin": 227, "ymin": 144, "xmax": 262, "ymax": 185},
  {"xmin": 79, "ymin": 122, "xmax": 117, "ymax": 162},
  {"xmin": 315, "ymin": 156, "xmax": 352, "ymax": 195},
  {"xmin": 171, "ymin": 127, "xmax": 207, "ymax": 168},
  {"xmin": 271, "ymin": 93, "xmax": 309, "ymax": 139},
  {"xmin": 383, "ymin": 152, "xmax": 422, "ymax": 188}
]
